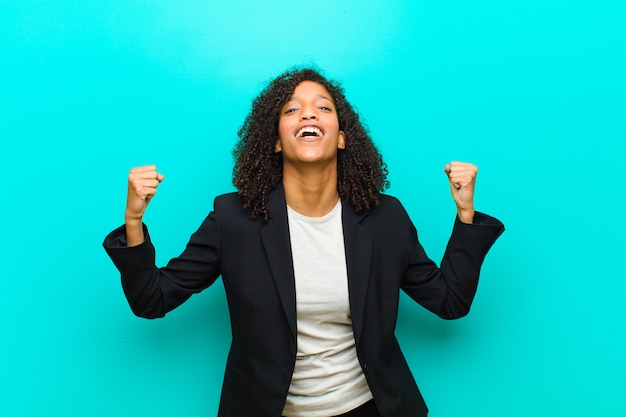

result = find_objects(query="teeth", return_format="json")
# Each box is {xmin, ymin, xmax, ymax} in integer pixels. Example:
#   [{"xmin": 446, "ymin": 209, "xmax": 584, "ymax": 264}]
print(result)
[{"xmin": 296, "ymin": 126, "xmax": 323, "ymax": 138}]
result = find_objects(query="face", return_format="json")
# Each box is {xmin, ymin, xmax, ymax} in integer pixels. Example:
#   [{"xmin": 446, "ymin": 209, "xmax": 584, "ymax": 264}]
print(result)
[{"xmin": 275, "ymin": 81, "xmax": 345, "ymax": 167}]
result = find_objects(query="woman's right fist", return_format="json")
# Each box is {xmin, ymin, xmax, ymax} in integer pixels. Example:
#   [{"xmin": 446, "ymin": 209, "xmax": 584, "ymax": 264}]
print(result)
[{"xmin": 125, "ymin": 165, "xmax": 165, "ymax": 221}]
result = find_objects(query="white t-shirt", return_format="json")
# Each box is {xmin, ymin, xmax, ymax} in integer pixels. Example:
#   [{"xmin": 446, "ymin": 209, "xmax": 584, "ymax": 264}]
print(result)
[{"xmin": 282, "ymin": 200, "xmax": 373, "ymax": 417}]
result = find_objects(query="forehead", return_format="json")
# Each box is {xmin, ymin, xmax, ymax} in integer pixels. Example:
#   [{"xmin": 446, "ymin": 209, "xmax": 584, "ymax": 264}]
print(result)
[{"xmin": 288, "ymin": 81, "xmax": 334, "ymax": 101}]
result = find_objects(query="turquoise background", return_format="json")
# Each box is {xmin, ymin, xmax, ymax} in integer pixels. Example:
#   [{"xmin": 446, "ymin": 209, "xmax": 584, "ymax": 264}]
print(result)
[{"xmin": 2, "ymin": 1, "xmax": 625, "ymax": 415}]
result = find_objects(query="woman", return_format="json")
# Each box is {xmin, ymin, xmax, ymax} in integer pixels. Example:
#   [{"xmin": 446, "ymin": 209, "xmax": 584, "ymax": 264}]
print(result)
[{"xmin": 104, "ymin": 68, "xmax": 504, "ymax": 417}]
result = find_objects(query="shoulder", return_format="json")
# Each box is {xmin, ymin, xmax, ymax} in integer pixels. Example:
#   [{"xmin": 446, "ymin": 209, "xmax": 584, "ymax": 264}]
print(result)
[
  {"xmin": 378, "ymin": 193, "xmax": 402, "ymax": 207},
  {"xmin": 214, "ymin": 191, "xmax": 243, "ymax": 207},
  {"xmin": 212, "ymin": 192, "xmax": 248, "ymax": 216},
  {"xmin": 348, "ymin": 193, "xmax": 412, "ymax": 230},
  {"xmin": 211, "ymin": 192, "xmax": 263, "ymax": 227},
  {"xmin": 371, "ymin": 194, "xmax": 408, "ymax": 217}
]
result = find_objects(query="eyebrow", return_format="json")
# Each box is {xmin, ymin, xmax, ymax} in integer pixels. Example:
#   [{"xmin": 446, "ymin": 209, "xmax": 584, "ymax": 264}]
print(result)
[{"xmin": 288, "ymin": 94, "xmax": 334, "ymax": 102}]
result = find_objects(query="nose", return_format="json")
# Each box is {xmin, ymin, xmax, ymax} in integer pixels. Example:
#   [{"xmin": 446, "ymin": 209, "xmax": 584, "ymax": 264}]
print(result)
[{"xmin": 300, "ymin": 105, "xmax": 317, "ymax": 120}]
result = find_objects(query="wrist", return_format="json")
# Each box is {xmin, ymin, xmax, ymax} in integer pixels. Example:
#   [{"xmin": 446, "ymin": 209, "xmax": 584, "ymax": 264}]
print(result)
[
  {"xmin": 124, "ymin": 217, "xmax": 145, "ymax": 247},
  {"xmin": 125, "ymin": 207, "xmax": 143, "ymax": 221},
  {"xmin": 457, "ymin": 207, "xmax": 475, "ymax": 224},
  {"xmin": 124, "ymin": 215, "xmax": 143, "ymax": 227}
]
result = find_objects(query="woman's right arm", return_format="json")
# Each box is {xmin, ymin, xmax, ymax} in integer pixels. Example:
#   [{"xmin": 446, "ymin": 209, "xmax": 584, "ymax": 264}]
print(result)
[{"xmin": 103, "ymin": 165, "xmax": 221, "ymax": 318}]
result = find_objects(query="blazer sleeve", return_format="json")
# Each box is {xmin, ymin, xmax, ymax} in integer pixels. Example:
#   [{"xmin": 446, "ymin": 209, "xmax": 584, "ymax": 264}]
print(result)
[
  {"xmin": 401, "ymin": 211, "xmax": 505, "ymax": 319},
  {"xmin": 102, "ymin": 210, "xmax": 221, "ymax": 318}
]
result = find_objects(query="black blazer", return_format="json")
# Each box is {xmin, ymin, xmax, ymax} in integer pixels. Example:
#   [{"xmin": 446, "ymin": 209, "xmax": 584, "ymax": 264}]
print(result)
[{"xmin": 104, "ymin": 185, "xmax": 504, "ymax": 417}]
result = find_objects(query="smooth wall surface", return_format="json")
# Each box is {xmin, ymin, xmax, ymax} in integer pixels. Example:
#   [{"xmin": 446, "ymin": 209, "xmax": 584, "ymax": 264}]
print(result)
[{"xmin": 2, "ymin": 1, "xmax": 624, "ymax": 416}]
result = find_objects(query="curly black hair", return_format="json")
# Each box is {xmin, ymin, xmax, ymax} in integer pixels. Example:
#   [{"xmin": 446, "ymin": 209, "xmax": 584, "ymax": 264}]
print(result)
[{"xmin": 233, "ymin": 67, "xmax": 389, "ymax": 221}]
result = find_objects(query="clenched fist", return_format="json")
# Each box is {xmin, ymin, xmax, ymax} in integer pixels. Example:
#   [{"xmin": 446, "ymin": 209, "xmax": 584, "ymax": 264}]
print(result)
[
  {"xmin": 124, "ymin": 165, "xmax": 164, "ymax": 246},
  {"xmin": 444, "ymin": 161, "xmax": 476, "ymax": 224}
]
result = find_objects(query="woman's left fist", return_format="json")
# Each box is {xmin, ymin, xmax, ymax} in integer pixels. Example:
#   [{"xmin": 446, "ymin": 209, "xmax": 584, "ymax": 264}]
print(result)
[{"xmin": 444, "ymin": 161, "xmax": 477, "ymax": 223}]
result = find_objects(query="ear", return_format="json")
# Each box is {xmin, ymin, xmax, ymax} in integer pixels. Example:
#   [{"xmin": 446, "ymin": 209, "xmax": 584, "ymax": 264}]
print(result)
[
  {"xmin": 274, "ymin": 139, "xmax": 282, "ymax": 153},
  {"xmin": 338, "ymin": 131, "xmax": 346, "ymax": 149}
]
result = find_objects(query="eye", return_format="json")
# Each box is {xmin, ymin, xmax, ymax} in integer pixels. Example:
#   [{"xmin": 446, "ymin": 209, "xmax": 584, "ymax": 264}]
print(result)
[
  {"xmin": 283, "ymin": 107, "xmax": 298, "ymax": 114},
  {"xmin": 319, "ymin": 106, "xmax": 332, "ymax": 111}
]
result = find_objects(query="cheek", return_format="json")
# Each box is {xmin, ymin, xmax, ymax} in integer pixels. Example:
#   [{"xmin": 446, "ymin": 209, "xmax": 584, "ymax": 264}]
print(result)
[{"xmin": 277, "ymin": 118, "xmax": 291, "ymax": 138}]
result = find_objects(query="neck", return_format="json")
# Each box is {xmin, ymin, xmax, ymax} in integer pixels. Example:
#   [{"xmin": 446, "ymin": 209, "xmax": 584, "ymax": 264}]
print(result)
[{"xmin": 282, "ymin": 163, "xmax": 340, "ymax": 217}]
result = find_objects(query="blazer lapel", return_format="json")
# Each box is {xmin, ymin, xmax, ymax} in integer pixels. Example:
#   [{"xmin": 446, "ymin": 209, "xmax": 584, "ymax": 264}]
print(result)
[
  {"xmin": 259, "ymin": 187, "xmax": 374, "ymax": 343},
  {"xmin": 260, "ymin": 184, "xmax": 297, "ymax": 339},
  {"xmin": 342, "ymin": 201, "xmax": 373, "ymax": 345}
]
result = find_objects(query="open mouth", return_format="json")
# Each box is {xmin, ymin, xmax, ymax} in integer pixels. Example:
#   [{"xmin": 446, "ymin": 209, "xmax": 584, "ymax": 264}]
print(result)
[{"xmin": 295, "ymin": 126, "xmax": 324, "ymax": 138}]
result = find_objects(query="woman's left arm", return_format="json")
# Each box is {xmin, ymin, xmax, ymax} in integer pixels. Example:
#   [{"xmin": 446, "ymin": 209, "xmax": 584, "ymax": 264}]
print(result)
[{"xmin": 400, "ymin": 162, "xmax": 505, "ymax": 319}]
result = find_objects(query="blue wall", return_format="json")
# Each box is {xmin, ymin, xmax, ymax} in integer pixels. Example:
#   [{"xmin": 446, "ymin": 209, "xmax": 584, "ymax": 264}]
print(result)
[{"xmin": 2, "ymin": 1, "xmax": 625, "ymax": 415}]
